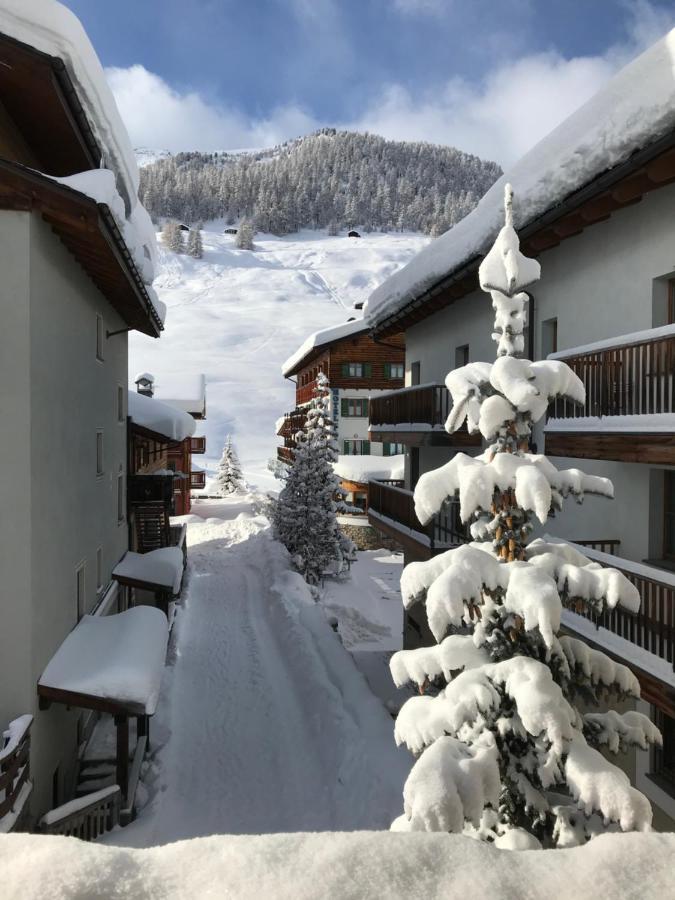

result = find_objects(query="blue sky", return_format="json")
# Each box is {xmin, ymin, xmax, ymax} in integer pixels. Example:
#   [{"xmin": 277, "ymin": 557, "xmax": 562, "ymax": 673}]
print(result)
[{"xmin": 64, "ymin": 0, "xmax": 675, "ymax": 164}]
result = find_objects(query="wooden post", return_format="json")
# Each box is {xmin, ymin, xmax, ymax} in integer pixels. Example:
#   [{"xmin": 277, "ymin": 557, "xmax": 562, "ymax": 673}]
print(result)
[
  {"xmin": 115, "ymin": 714, "xmax": 129, "ymax": 800},
  {"xmin": 137, "ymin": 714, "xmax": 150, "ymax": 751}
]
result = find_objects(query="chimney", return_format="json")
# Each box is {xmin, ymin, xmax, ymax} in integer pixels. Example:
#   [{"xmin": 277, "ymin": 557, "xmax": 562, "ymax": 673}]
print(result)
[{"xmin": 135, "ymin": 372, "xmax": 155, "ymax": 398}]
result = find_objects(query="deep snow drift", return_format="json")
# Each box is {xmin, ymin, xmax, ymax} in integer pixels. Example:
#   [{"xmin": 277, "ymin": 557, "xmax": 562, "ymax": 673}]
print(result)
[
  {"xmin": 104, "ymin": 497, "xmax": 410, "ymax": 846},
  {"xmin": 129, "ymin": 227, "xmax": 428, "ymax": 490}
]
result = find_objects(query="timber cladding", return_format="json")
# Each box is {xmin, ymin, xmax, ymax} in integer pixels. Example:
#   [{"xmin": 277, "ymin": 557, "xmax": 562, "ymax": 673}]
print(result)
[
  {"xmin": 545, "ymin": 432, "xmax": 675, "ymax": 465},
  {"xmin": 327, "ymin": 331, "xmax": 405, "ymax": 390}
]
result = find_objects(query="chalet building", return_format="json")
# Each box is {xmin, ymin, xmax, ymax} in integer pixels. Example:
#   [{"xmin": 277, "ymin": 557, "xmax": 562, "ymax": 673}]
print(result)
[
  {"xmin": 364, "ymin": 32, "xmax": 675, "ymax": 828},
  {"xmin": 279, "ymin": 319, "xmax": 405, "ymax": 510},
  {"xmin": 0, "ymin": 8, "xmax": 171, "ymax": 835},
  {"xmin": 133, "ymin": 373, "xmax": 207, "ymax": 515}
]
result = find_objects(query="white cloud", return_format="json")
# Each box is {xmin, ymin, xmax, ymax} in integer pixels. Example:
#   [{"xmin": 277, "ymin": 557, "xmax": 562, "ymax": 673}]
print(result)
[
  {"xmin": 392, "ymin": 0, "xmax": 447, "ymax": 15},
  {"xmin": 106, "ymin": 64, "xmax": 319, "ymax": 152}
]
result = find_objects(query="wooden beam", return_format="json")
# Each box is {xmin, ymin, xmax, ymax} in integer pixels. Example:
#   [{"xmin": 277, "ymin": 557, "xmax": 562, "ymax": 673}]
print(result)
[{"xmin": 546, "ymin": 431, "xmax": 675, "ymax": 465}]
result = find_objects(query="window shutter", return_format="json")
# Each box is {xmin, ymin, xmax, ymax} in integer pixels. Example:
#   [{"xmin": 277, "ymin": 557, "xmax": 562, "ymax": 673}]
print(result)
[
  {"xmin": 363, "ymin": 440, "xmax": 370, "ymax": 455},
  {"xmin": 383, "ymin": 363, "xmax": 390, "ymax": 379},
  {"xmin": 342, "ymin": 363, "xmax": 349, "ymax": 377},
  {"xmin": 364, "ymin": 363, "xmax": 372, "ymax": 378},
  {"xmin": 341, "ymin": 398, "xmax": 348, "ymax": 416}
]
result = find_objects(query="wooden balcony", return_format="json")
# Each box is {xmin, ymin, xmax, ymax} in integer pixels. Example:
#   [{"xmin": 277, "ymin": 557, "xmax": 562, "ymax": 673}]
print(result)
[
  {"xmin": 367, "ymin": 480, "xmax": 467, "ymax": 559},
  {"xmin": 277, "ymin": 446, "xmax": 295, "ymax": 464},
  {"xmin": 560, "ymin": 541, "xmax": 675, "ymax": 711},
  {"xmin": 189, "ymin": 436, "xmax": 206, "ymax": 454},
  {"xmin": 0, "ymin": 715, "xmax": 32, "ymax": 832},
  {"xmin": 369, "ymin": 383, "xmax": 481, "ymax": 447},
  {"xmin": 296, "ymin": 379, "xmax": 317, "ymax": 405},
  {"xmin": 190, "ymin": 471, "xmax": 206, "ymax": 489},
  {"xmin": 546, "ymin": 326, "xmax": 675, "ymax": 464}
]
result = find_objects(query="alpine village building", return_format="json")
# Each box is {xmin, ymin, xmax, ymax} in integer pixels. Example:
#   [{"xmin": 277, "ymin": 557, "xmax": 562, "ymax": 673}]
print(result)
[
  {"xmin": 279, "ymin": 319, "xmax": 405, "ymax": 512},
  {"xmin": 0, "ymin": 10, "xmax": 188, "ymax": 836},
  {"xmin": 364, "ymin": 33, "xmax": 675, "ymax": 829}
]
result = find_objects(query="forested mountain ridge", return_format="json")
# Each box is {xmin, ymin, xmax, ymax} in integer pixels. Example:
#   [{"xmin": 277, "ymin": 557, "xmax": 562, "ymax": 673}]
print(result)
[{"xmin": 139, "ymin": 129, "xmax": 502, "ymax": 236}]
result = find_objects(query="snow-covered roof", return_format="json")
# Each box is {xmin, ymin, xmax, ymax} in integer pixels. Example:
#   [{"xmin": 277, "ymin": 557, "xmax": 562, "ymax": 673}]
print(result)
[
  {"xmin": 128, "ymin": 390, "xmax": 196, "ymax": 441},
  {"xmin": 334, "ymin": 454, "xmax": 404, "ymax": 484},
  {"xmin": 38, "ymin": 606, "xmax": 168, "ymax": 716},
  {"xmin": 282, "ymin": 317, "xmax": 368, "ymax": 376},
  {"xmin": 151, "ymin": 374, "xmax": 207, "ymax": 417},
  {"xmin": 113, "ymin": 547, "xmax": 185, "ymax": 595},
  {"xmin": 0, "ymin": 1, "xmax": 158, "ymax": 287},
  {"xmin": 365, "ymin": 28, "xmax": 675, "ymax": 329}
]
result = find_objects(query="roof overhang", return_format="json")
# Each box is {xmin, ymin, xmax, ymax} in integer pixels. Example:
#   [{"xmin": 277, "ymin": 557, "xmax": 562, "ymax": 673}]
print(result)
[
  {"xmin": 0, "ymin": 158, "xmax": 162, "ymax": 336},
  {"xmin": 0, "ymin": 31, "xmax": 100, "ymax": 176},
  {"xmin": 371, "ymin": 130, "xmax": 675, "ymax": 338}
]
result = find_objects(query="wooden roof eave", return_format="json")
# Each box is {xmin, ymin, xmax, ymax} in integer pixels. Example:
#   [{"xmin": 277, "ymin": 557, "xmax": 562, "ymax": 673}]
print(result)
[
  {"xmin": 37, "ymin": 682, "xmax": 147, "ymax": 718},
  {"xmin": 0, "ymin": 158, "xmax": 161, "ymax": 337},
  {"xmin": 371, "ymin": 128, "xmax": 675, "ymax": 338}
]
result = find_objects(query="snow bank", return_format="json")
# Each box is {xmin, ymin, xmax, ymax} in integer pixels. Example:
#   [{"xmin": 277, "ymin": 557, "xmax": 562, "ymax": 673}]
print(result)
[
  {"xmin": 282, "ymin": 317, "xmax": 367, "ymax": 376},
  {"xmin": 113, "ymin": 547, "xmax": 185, "ymax": 595},
  {"xmin": 334, "ymin": 454, "xmax": 404, "ymax": 483},
  {"xmin": 0, "ymin": 1, "xmax": 158, "ymax": 285},
  {"xmin": 38, "ymin": 607, "xmax": 168, "ymax": 715},
  {"xmin": 365, "ymin": 28, "xmax": 675, "ymax": 327},
  {"xmin": 3, "ymin": 826, "xmax": 674, "ymax": 899},
  {"xmin": 128, "ymin": 390, "xmax": 196, "ymax": 441}
]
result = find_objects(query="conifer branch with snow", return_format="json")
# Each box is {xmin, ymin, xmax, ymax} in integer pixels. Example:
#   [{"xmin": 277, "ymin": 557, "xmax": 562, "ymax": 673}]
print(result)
[
  {"xmin": 390, "ymin": 184, "xmax": 660, "ymax": 849},
  {"xmin": 273, "ymin": 372, "xmax": 355, "ymax": 585}
]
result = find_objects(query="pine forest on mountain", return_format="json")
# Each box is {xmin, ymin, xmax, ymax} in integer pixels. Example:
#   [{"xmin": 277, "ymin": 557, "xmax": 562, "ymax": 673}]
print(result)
[{"xmin": 140, "ymin": 129, "xmax": 502, "ymax": 236}]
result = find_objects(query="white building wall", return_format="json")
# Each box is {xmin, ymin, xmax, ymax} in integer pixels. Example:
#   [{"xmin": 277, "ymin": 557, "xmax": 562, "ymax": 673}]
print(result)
[
  {"xmin": 0, "ymin": 211, "xmax": 130, "ymax": 820},
  {"xmin": 332, "ymin": 387, "xmax": 400, "ymax": 456}
]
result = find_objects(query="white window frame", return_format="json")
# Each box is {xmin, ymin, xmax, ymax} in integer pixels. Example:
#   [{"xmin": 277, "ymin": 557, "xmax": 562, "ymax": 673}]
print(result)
[
  {"xmin": 388, "ymin": 363, "xmax": 404, "ymax": 379},
  {"xmin": 348, "ymin": 362, "xmax": 364, "ymax": 378}
]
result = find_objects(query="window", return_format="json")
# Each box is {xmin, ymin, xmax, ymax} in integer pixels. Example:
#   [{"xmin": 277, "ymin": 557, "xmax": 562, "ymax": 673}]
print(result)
[
  {"xmin": 651, "ymin": 707, "xmax": 675, "ymax": 794},
  {"xmin": 411, "ymin": 362, "xmax": 421, "ymax": 386},
  {"xmin": 96, "ymin": 431, "xmax": 104, "ymax": 476},
  {"xmin": 117, "ymin": 470, "xmax": 125, "ymax": 523},
  {"xmin": 96, "ymin": 314, "xmax": 104, "ymax": 361},
  {"xmin": 542, "ymin": 318, "xmax": 558, "ymax": 358},
  {"xmin": 76, "ymin": 562, "xmax": 86, "ymax": 621},
  {"xmin": 383, "ymin": 442, "xmax": 404, "ymax": 456},
  {"xmin": 341, "ymin": 362, "xmax": 372, "ymax": 378},
  {"xmin": 664, "ymin": 472, "xmax": 675, "ymax": 560},
  {"xmin": 341, "ymin": 398, "xmax": 369, "ymax": 417},
  {"xmin": 117, "ymin": 385, "xmax": 125, "ymax": 423},
  {"xmin": 343, "ymin": 439, "xmax": 370, "ymax": 455},
  {"xmin": 384, "ymin": 363, "xmax": 404, "ymax": 379},
  {"xmin": 455, "ymin": 345, "xmax": 469, "ymax": 368},
  {"xmin": 96, "ymin": 547, "xmax": 103, "ymax": 593}
]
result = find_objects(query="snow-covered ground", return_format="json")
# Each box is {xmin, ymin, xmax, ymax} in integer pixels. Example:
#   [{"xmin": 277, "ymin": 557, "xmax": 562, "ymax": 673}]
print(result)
[
  {"xmin": 104, "ymin": 497, "xmax": 410, "ymax": 846},
  {"xmin": 130, "ymin": 227, "xmax": 428, "ymax": 491}
]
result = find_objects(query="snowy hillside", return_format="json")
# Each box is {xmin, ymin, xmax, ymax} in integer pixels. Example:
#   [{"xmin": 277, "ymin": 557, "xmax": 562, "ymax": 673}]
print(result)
[{"xmin": 129, "ymin": 225, "xmax": 429, "ymax": 489}]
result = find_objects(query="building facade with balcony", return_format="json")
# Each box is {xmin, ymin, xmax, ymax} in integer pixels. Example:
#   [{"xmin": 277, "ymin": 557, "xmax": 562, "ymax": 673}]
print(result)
[
  {"xmin": 279, "ymin": 318, "xmax": 406, "ymax": 510},
  {"xmin": 364, "ymin": 32, "xmax": 675, "ymax": 827},
  {"xmin": 0, "ymin": 12, "xmax": 165, "ymax": 832}
]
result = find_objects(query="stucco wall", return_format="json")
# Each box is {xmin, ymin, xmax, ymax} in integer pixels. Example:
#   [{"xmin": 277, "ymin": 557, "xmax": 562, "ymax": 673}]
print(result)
[{"xmin": 0, "ymin": 210, "xmax": 131, "ymax": 820}]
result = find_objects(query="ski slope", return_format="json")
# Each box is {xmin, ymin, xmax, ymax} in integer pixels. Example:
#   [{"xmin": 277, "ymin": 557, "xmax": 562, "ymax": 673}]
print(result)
[{"xmin": 130, "ymin": 226, "xmax": 428, "ymax": 489}]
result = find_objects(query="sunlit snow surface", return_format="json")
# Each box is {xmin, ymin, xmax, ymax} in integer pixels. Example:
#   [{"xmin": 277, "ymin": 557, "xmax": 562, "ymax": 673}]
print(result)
[{"xmin": 130, "ymin": 226, "xmax": 428, "ymax": 491}]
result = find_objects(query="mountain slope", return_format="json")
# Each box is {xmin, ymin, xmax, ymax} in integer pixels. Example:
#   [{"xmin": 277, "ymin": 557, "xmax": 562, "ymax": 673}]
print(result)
[
  {"xmin": 130, "ymin": 225, "xmax": 428, "ymax": 489},
  {"xmin": 139, "ymin": 129, "xmax": 501, "ymax": 236}
]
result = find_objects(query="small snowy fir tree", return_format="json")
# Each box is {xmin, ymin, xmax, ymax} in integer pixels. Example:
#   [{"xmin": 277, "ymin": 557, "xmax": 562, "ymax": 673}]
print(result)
[
  {"xmin": 161, "ymin": 220, "xmax": 185, "ymax": 254},
  {"xmin": 389, "ymin": 185, "xmax": 661, "ymax": 849},
  {"xmin": 187, "ymin": 225, "xmax": 203, "ymax": 258},
  {"xmin": 216, "ymin": 436, "xmax": 245, "ymax": 495},
  {"xmin": 235, "ymin": 220, "xmax": 255, "ymax": 250},
  {"xmin": 274, "ymin": 372, "xmax": 355, "ymax": 584}
]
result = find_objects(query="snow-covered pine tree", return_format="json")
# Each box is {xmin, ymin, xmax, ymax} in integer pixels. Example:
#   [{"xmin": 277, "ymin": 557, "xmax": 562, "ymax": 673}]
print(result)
[
  {"xmin": 389, "ymin": 184, "xmax": 661, "ymax": 849},
  {"xmin": 273, "ymin": 372, "xmax": 354, "ymax": 585},
  {"xmin": 216, "ymin": 435, "xmax": 245, "ymax": 495},
  {"xmin": 235, "ymin": 220, "xmax": 255, "ymax": 250},
  {"xmin": 187, "ymin": 224, "xmax": 203, "ymax": 258},
  {"xmin": 161, "ymin": 220, "xmax": 184, "ymax": 254}
]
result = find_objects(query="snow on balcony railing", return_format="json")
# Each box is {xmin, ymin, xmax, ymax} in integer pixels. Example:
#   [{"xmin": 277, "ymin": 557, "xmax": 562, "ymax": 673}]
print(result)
[
  {"xmin": 39, "ymin": 785, "xmax": 120, "ymax": 841},
  {"xmin": 369, "ymin": 383, "xmax": 450, "ymax": 431},
  {"xmin": 547, "ymin": 325, "xmax": 674, "ymax": 421},
  {"xmin": 368, "ymin": 481, "xmax": 466, "ymax": 551},
  {"xmin": 0, "ymin": 715, "xmax": 33, "ymax": 833}
]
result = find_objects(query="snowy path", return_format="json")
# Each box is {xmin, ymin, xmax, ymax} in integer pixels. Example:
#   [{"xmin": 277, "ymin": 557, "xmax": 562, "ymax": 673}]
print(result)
[{"xmin": 107, "ymin": 498, "xmax": 410, "ymax": 846}]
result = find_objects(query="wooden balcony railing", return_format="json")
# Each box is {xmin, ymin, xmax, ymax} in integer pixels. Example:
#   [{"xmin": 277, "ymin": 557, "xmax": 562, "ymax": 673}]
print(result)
[
  {"xmin": 190, "ymin": 436, "xmax": 206, "ymax": 454},
  {"xmin": 279, "ymin": 409, "xmax": 307, "ymax": 442},
  {"xmin": 0, "ymin": 715, "xmax": 32, "ymax": 831},
  {"xmin": 277, "ymin": 446, "xmax": 295, "ymax": 464},
  {"xmin": 368, "ymin": 480, "xmax": 466, "ymax": 552},
  {"xmin": 190, "ymin": 471, "xmax": 206, "ymax": 489},
  {"xmin": 561, "ymin": 541, "xmax": 675, "ymax": 668},
  {"xmin": 39, "ymin": 785, "xmax": 121, "ymax": 840},
  {"xmin": 296, "ymin": 379, "xmax": 317, "ymax": 405},
  {"xmin": 574, "ymin": 538, "xmax": 621, "ymax": 555},
  {"xmin": 549, "ymin": 327, "xmax": 675, "ymax": 420},
  {"xmin": 369, "ymin": 383, "xmax": 451, "ymax": 430}
]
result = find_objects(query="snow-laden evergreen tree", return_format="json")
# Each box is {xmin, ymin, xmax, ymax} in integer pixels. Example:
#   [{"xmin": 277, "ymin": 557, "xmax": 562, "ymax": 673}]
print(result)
[
  {"xmin": 216, "ymin": 435, "xmax": 245, "ymax": 495},
  {"xmin": 389, "ymin": 185, "xmax": 661, "ymax": 849},
  {"xmin": 161, "ymin": 220, "xmax": 184, "ymax": 254},
  {"xmin": 235, "ymin": 220, "xmax": 255, "ymax": 250},
  {"xmin": 187, "ymin": 224, "xmax": 203, "ymax": 258},
  {"xmin": 273, "ymin": 372, "xmax": 354, "ymax": 584}
]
